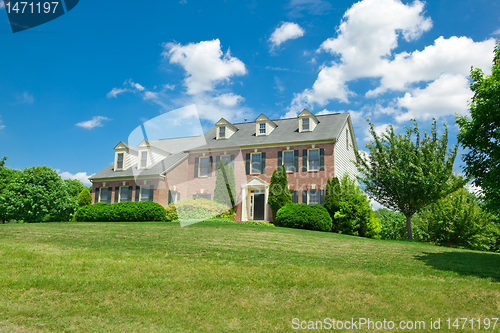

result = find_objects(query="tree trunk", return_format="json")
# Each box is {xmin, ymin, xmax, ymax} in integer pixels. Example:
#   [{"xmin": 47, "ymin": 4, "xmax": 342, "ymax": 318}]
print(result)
[{"xmin": 406, "ymin": 214, "xmax": 412, "ymax": 241}]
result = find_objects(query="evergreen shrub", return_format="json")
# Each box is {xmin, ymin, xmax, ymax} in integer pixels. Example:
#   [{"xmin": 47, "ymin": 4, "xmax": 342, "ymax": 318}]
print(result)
[
  {"xmin": 275, "ymin": 203, "xmax": 332, "ymax": 232},
  {"xmin": 74, "ymin": 201, "xmax": 166, "ymax": 222}
]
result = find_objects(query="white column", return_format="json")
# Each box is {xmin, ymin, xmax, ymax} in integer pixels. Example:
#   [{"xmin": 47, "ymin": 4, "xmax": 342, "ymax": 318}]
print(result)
[{"xmin": 241, "ymin": 186, "xmax": 247, "ymax": 221}]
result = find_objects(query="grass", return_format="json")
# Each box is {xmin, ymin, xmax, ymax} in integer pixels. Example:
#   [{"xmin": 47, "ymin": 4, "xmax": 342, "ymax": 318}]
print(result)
[{"xmin": 0, "ymin": 220, "xmax": 499, "ymax": 332}]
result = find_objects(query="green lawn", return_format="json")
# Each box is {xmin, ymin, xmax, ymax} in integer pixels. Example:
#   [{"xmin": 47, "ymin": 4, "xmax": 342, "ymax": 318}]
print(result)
[{"xmin": 0, "ymin": 221, "xmax": 499, "ymax": 332}]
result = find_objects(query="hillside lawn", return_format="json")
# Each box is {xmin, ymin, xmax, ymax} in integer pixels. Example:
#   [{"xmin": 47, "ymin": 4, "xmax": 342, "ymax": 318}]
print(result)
[{"xmin": 0, "ymin": 221, "xmax": 499, "ymax": 332}]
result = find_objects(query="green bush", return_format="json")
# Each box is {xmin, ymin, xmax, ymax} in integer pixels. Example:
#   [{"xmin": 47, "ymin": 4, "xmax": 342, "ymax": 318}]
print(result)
[
  {"xmin": 275, "ymin": 203, "xmax": 332, "ymax": 232},
  {"xmin": 267, "ymin": 166, "xmax": 292, "ymax": 221},
  {"xmin": 376, "ymin": 208, "xmax": 424, "ymax": 240},
  {"xmin": 77, "ymin": 188, "xmax": 92, "ymax": 207},
  {"xmin": 324, "ymin": 177, "xmax": 341, "ymax": 224},
  {"xmin": 243, "ymin": 220, "xmax": 275, "ymax": 227},
  {"xmin": 165, "ymin": 198, "xmax": 233, "ymax": 221},
  {"xmin": 74, "ymin": 201, "xmax": 166, "ymax": 222}
]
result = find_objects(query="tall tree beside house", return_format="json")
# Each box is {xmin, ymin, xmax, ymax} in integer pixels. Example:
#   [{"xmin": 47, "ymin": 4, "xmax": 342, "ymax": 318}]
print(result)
[
  {"xmin": 324, "ymin": 176, "xmax": 341, "ymax": 227},
  {"xmin": 354, "ymin": 120, "xmax": 466, "ymax": 240},
  {"xmin": 267, "ymin": 166, "xmax": 292, "ymax": 221},
  {"xmin": 1, "ymin": 166, "xmax": 76, "ymax": 222},
  {"xmin": 456, "ymin": 42, "xmax": 500, "ymax": 213},
  {"xmin": 213, "ymin": 161, "xmax": 236, "ymax": 209}
]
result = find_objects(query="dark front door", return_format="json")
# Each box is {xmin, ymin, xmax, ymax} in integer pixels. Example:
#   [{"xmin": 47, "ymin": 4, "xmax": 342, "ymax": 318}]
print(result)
[{"xmin": 253, "ymin": 194, "xmax": 265, "ymax": 220}]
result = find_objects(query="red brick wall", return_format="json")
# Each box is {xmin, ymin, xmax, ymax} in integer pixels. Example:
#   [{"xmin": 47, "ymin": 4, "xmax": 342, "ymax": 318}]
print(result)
[{"xmin": 91, "ymin": 179, "xmax": 167, "ymax": 206}]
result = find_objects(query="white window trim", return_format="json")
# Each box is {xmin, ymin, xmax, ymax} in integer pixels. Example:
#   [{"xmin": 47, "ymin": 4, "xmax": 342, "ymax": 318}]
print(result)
[
  {"xmin": 256, "ymin": 122, "xmax": 267, "ymax": 136},
  {"xmin": 250, "ymin": 152, "xmax": 262, "ymax": 174},
  {"xmin": 115, "ymin": 152, "xmax": 125, "ymax": 171},
  {"xmin": 302, "ymin": 118, "xmax": 310, "ymax": 132},
  {"xmin": 218, "ymin": 126, "xmax": 226, "ymax": 139},
  {"xmin": 119, "ymin": 186, "xmax": 130, "ymax": 203},
  {"xmin": 140, "ymin": 185, "xmax": 151, "ymax": 202},
  {"xmin": 282, "ymin": 150, "xmax": 295, "ymax": 173},
  {"xmin": 139, "ymin": 150, "xmax": 149, "ymax": 169},
  {"xmin": 307, "ymin": 189, "xmax": 320, "ymax": 205},
  {"xmin": 308, "ymin": 148, "xmax": 320, "ymax": 171},
  {"xmin": 198, "ymin": 156, "xmax": 211, "ymax": 178},
  {"xmin": 99, "ymin": 187, "xmax": 109, "ymax": 203}
]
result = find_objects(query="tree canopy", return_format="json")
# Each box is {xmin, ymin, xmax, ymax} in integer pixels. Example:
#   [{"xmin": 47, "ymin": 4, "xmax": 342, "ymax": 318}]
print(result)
[
  {"xmin": 267, "ymin": 166, "xmax": 291, "ymax": 221},
  {"xmin": 355, "ymin": 120, "xmax": 465, "ymax": 240},
  {"xmin": 456, "ymin": 42, "xmax": 500, "ymax": 212}
]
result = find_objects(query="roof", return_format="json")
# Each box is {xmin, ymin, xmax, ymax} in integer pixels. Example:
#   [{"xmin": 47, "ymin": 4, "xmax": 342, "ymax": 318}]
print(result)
[
  {"xmin": 190, "ymin": 113, "xmax": 349, "ymax": 151},
  {"xmin": 148, "ymin": 136, "xmax": 206, "ymax": 154}
]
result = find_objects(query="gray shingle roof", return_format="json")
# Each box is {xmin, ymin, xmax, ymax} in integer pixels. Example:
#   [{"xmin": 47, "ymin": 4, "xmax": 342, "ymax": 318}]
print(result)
[{"xmin": 191, "ymin": 113, "xmax": 349, "ymax": 151}]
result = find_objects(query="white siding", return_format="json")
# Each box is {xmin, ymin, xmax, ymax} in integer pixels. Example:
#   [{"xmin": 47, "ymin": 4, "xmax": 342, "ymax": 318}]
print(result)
[
  {"xmin": 334, "ymin": 122, "xmax": 358, "ymax": 182},
  {"xmin": 150, "ymin": 149, "xmax": 168, "ymax": 165},
  {"xmin": 125, "ymin": 152, "xmax": 138, "ymax": 170}
]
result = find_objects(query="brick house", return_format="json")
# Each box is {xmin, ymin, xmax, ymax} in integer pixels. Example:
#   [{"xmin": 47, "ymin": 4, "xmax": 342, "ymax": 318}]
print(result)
[{"xmin": 89, "ymin": 110, "xmax": 359, "ymax": 222}]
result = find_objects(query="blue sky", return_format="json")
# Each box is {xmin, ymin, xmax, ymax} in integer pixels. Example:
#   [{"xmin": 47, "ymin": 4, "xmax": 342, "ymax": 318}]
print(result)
[{"xmin": 0, "ymin": 0, "xmax": 498, "ymax": 185}]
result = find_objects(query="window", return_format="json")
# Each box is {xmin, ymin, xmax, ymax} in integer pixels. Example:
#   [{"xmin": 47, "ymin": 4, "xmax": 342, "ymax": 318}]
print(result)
[
  {"xmin": 119, "ymin": 186, "xmax": 130, "ymax": 202},
  {"xmin": 219, "ymin": 126, "xmax": 226, "ymax": 139},
  {"xmin": 283, "ymin": 151, "xmax": 294, "ymax": 172},
  {"xmin": 116, "ymin": 153, "xmax": 124, "ymax": 170},
  {"xmin": 308, "ymin": 149, "xmax": 319, "ymax": 171},
  {"xmin": 221, "ymin": 155, "xmax": 231, "ymax": 166},
  {"xmin": 251, "ymin": 153, "xmax": 261, "ymax": 174},
  {"xmin": 140, "ymin": 185, "xmax": 150, "ymax": 201},
  {"xmin": 170, "ymin": 191, "xmax": 180, "ymax": 203},
  {"xmin": 140, "ymin": 151, "xmax": 148, "ymax": 168},
  {"xmin": 99, "ymin": 187, "xmax": 109, "ymax": 202},
  {"xmin": 259, "ymin": 123, "xmax": 266, "ymax": 135},
  {"xmin": 302, "ymin": 118, "xmax": 310, "ymax": 131},
  {"xmin": 199, "ymin": 157, "xmax": 211, "ymax": 177},
  {"xmin": 308, "ymin": 190, "xmax": 320, "ymax": 205}
]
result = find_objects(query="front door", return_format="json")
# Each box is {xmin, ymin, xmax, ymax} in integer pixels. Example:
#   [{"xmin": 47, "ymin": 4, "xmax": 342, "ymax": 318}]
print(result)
[{"xmin": 253, "ymin": 194, "xmax": 265, "ymax": 220}]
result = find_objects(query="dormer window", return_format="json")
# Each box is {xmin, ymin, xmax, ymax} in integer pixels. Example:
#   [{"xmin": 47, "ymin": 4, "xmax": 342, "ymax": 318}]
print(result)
[
  {"xmin": 302, "ymin": 118, "xmax": 310, "ymax": 131},
  {"xmin": 298, "ymin": 109, "xmax": 319, "ymax": 133},
  {"xmin": 259, "ymin": 123, "xmax": 266, "ymax": 135},
  {"xmin": 116, "ymin": 153, "xmax": 124, "ymax": 170},
  {"xmin": 255, "ymin": 114, "xmax": 277, "ymax": 136},
  {"xmin": 216, "ymin": 118, "xmax": 237, "ymax": 140},
  {"xmin": 219, "ymin": 126, "xmax": 226, "ymax": 139},
  {"xmin": 140, "ymin": 151, "xmax": 148, "ymax": 168}
]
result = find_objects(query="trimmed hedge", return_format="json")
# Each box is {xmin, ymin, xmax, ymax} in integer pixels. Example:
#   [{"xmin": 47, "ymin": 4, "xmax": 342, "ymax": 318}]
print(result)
[
  {"xmin": 275, "ymin": 203, "xmax": 332, "ymax": 232},
  {"xmin": 74, "ymin": 201, "xmax": 166, "ymax": 222},
  {"xmin": 165, "ymin": 198, "xmax": 234, "ymax": 221},
  {"xmin": 243, "ymin": 221, "xmax": 275, "ymax": 227}
]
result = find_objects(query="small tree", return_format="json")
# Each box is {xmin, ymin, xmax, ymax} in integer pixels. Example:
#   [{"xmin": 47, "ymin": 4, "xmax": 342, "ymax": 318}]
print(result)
[
  {"xmin": 77, "ymin": 188, "xmax": 92, "ymax": 207},
  {"xmin": 267, "ymin": 166, "xmax": 292, "ymax": 221},
  {"xmin": 213, "ymin": 161, "xmax": 236, "ymax": 209},
  {"xmin": 64, "ymin": 178, "xmax": 88, "ymax": 199},
  {"xmin": 324, "ymin": 176, "xmax": 341, "ymax": 226},
  {"xmin": 355, "ymin": 120, "xmax": 466, "ymax": 240}
]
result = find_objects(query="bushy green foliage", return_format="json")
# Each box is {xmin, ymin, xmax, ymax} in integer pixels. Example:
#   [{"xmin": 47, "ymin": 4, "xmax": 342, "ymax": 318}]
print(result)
[
  {"xmin": 213, "ymin": 161, "xmax": 236, "ymax": 208},
  {"xmin": 242, "ymin": 220, "xmax": 275, "ymax": 227},
  {"xmin": 74, "ymin": 201, "xmax": 166, "ymax": 222},
  {"xmin": 64, "ymin": 179, "xmax": 88, "ymax": 199},
  {"xmin": 375, "ymin": 208, "xmax": 423, "ymax": 241},
  {"xmin": 77, "ymin": 189, "xmax": 92, "ymax": 207},
  {"xmin": 355, "ymin": 119, "xmax": 466, "ymax": 240},
  {"xmin": 267, "ymin": 166, "xmax": 292, "ymax": 221},
  {"xmin": 332, "ymin": 175, "xmax": 381, "ymax": 239},
  {"xmin": 166, "ymin": 198, "xmax": 234, "ymax": 221},
  {"xmin": 275, "ymin": 203, "xmax": 332, "ymax": 232},
  {"xmin": 0, "ymin": 166, "xmax": 22, "ymax": 223},
  {"xmin": 1, "ymin": 166, "xmax": 76, "ymax": 223},
  {"xmin": 417, "ymin": 188, "xmax": 499, "ymax": 251},
  {"xmin": 324, "ymin": 177, "xmax": 341, "ymax": 223}
]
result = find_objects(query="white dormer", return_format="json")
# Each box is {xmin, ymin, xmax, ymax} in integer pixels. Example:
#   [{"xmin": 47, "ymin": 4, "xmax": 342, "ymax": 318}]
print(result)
[
  {"xmin": 114, "ymin": 142, "xmax": 137, "ymax": 171},
  {"xmin": 298, "ymin": 109, "xmax": 319, "ymax": 133},
  {"xmin": 255, "ymin": 114, "xmax": 277, "ymax": 136},
  {"xmin": 216, "ymin": 118, "xmax": 238, "ymax": 140},
  {"xmin": 137, "ymin": 139, "xmax": 170, "ymax": 169}
]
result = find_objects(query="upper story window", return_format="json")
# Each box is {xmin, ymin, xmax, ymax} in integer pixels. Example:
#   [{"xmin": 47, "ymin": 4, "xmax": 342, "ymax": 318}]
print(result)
[
  {"xmin": 116, "ymin": 153, "xmax": 124, "ymax": 170},
  {"xmin": 302, "ymin": 118, "xmax": 310, "ymax": 131},
  {"xmin": 308, "ymin": 149, "xmax": 319, "ymax": 171},
  {"xmin": 251, "ymin": 153, "xmax": 262, "ymax": 174},
  {"xmin": 140, "ymin": 151, "xmax": 148, "ymax": 168},
  {"xmin": 259, "ymin": 123, "xmax": 266, "ymax": 135},
  {"xmin": 199, "ymin": 157, "xmax": 211, "ymax": 177},
  {"xmin": 283, "ymin": 151, "xmax": 294, "ymax": 172},
  {"xmin": 219, "ymin": 126, "xmax": 226, "ymax": 139}
]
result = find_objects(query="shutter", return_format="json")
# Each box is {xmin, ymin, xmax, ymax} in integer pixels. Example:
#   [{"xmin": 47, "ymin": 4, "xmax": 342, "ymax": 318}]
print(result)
[
  {"xmin": 294, "ymin": 150, "xmax": 299, "ymax": 172},
  {"xmin": 245, "ymin": 153, "xmax": 250, "ymax": 175},
  {"xmin": 208, "ymin": 156, "xmax": 213, "ymax": 177},
  {"xmin": 320, "ymin": 148, "xmax": 325, "ymax": 171},
  {"xmin": 194, "ymin": 157, "xmax": 199, "ymax": 178},
  {"xmin": 261, "ymin": 152, "xmax": 266, "ymax": 174},
  {"xmin": 94, "ymin": 188, "xmax": 99, "ymax": 204},
  {"xmin": 292, "ymin": 190, "xmax": 298, "ymax": 203},
  {"xmin": 107, "ymin": 187, "xmax": 112, "ymax": 203},
  {"xmin": 320, "ymin": 189, "xmax": 325, "ymax": 206},
  {"xmin": 168, "ymin": 190, "xmax": 173, "ymax": 205},
  {"xmin": 149, "ymin": 186, "xmax": 154, "ymax": 202},
  {"xmin": 302, "ymin": 150, "xmax": 308, "ymax": 171},
  {"xmin": 128, "ymin": 186, "xmax": 133, "ymax": 201},
  {"xmin": 135, "ymin": 186, "xmax": 140, "ymax": 201},
  {"xmin": 302, "ymin": 190, "xmax": 308, "ymax": 204},
  {"xmin": 114, "ymin": 187, "xmax": 119, "ymax": 203},
  {"xmin": 216, "ymin": 156, "xmax": 220, "ymax": 169},
  {"xmin": 277, "ymin": 151, "xmax": 282, "ymax": 170}
]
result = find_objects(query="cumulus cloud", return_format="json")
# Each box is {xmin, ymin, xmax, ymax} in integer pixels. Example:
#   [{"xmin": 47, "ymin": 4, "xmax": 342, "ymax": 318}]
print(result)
[
  {"xmin": 163, "ymin": 39, "xmax": 247, "ymax": 95},
  {"xmin": 213, "ymin": 93, "xmax": 244, "ymax": 107},
  {"xmin": 143, "ymin": 91, "xmax": 159, "ymax": 100},
  {"xmin": 75, "ymin": 116, "xmax": 111, "ymax": 129},
  {"xmin": 59, "ymin": 171, "xmax": 93, "ymax": 185},
  {"xmin": 269, "ymin": 22, "xmax": 305, "ymax": 50}
]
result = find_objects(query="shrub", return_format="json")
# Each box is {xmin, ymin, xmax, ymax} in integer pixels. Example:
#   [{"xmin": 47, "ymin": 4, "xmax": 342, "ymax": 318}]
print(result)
[
  {"xmin": 166, "ymin": 198, "xmax": 233, "ymax": 221},
  {"xmin": 165, "ymin": 203, "xmax": 178, "ymax": 221},
  {"xmin": 243, "ymin": 221, "xmax": 275, "ymax": 227},
  {"xmin": 275, "ymin": 203, "xmax": 332, "ymax": 232},
  {"xmin": 376, "ymin": 208, "xmax": 425, "ymax": 241},
  {"xmin": 324, "ymin": 177, "xmax": 341, "ymax": 224},
  {"xmin": 267, "ymin": 166, "xmax": 292, "ymax": 221},
  {"xmin": 77, "ymin": 188, "xmax": 92, "ymax": 207},
  {"xmin": 74, "ymin": 201, "xmax": 166, "ymax": 222}
]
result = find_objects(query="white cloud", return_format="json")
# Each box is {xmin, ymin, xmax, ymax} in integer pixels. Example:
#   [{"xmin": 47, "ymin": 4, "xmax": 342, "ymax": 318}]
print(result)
[
  {"xmin": 107, "ymin": 87, "xmax": 127, "ymax": 98},
  {"xmin": 364, "ymin": 123, "xmax": 396, "ymax": 141},
  {"xmin": 143, "ymin": 91, "xmax": 159, "ymax": 100},
  {"xmin": 128, "ymin": 80, "xmax": 145, "ymax": 91},
  {"xmin": 59, "ymin": 171, "xmax": 93, "ymax": 185},
  {"xmin": 214, "ymin": 93, "xmax": 244, "ymax": 107},
  {"xmin": 395, "ymin": 73, "xmax": 471, "ymax": 122},
  {"xmin": 163, "ymin": 39, "xmax": 247, "ymax": 95},
  {"xmin": 492, "ymin": 28, "xmax": 500, "ymax": 35},
  {"xmin": 163, "ymin": 84, "xmax": 176, "ymax": 91},
  {"xmin": 269, "ymin": 22, "xmax": 305, "ymax": 50},
  {"xmin": 274, "ymin": 76, "xmax": 285, "ymax": 93},
  {"xmin": 75, "ymin": 116, "xmax": 111, "ymax": 129}
]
